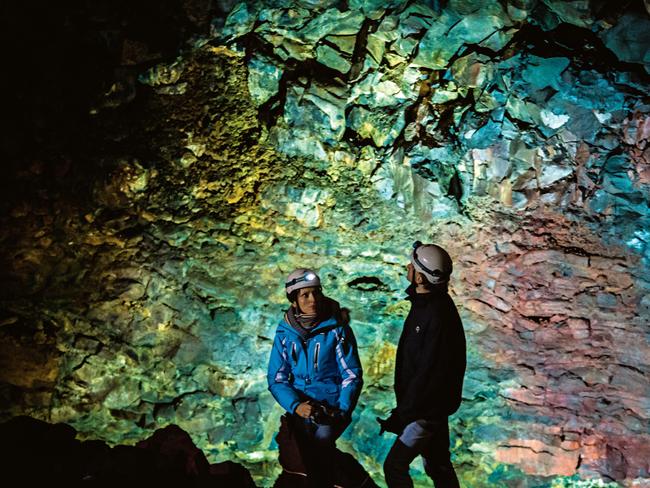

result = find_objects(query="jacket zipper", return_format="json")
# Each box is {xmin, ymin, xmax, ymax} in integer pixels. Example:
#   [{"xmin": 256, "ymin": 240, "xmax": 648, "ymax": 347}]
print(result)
[{"xmin": 314, "ymin": 342, "xmax": 320, "ymax": 370}]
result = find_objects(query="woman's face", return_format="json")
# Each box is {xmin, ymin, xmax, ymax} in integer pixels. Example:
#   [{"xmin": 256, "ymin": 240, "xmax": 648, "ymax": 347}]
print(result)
[{"xmin": 295, "ymin": 286, "xmax": 322, "ymax": 314}]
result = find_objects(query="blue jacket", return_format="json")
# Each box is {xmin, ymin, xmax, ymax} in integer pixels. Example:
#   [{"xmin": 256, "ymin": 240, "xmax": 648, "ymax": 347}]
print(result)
[{"xmin": 267, "ymin": 309, "xmax": 363, "ymax": 416}]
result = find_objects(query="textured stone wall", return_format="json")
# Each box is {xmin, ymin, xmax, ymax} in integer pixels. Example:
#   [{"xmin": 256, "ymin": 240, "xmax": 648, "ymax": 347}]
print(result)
[{"xmin": 1, "ymin": 1, "xmax": 649, "ymax": 487}]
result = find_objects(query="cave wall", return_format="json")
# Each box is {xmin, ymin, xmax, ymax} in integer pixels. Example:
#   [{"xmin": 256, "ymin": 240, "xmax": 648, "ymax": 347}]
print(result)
[{"xmin": 1, "ymin": 1, "xmax": 649, "ymax": 487}]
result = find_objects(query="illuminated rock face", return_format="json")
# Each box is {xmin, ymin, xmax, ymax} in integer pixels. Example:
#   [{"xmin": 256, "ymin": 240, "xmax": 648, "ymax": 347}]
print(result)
[{"xmin": 1, "ymin": 1, "xmax": 649, "ymax": 487}]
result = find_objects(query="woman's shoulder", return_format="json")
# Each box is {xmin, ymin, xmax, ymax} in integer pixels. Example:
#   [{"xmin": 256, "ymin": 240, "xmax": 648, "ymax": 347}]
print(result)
[{"xmin": 273, "ymin": 314, "xmax": 293, "ymax": 335}]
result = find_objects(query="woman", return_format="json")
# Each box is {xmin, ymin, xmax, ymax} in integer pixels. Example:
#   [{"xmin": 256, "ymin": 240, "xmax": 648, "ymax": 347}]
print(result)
[{"xmin": 267, "ymin": 268, "xmax": 363, "ymax": 486}]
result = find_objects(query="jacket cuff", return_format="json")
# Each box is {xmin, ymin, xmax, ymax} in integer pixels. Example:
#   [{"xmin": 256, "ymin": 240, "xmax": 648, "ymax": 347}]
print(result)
[{"xmin": 288, "ymin": 399, "xmax": 302, "ymax": 415}]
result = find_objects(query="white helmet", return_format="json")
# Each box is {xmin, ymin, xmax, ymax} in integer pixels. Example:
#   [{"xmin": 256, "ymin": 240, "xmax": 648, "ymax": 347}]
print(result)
[
  {"xmin": 285, "ymin": 268, "xmax": 321, "ymax": 295},
  {"xmin": 410, "ymin": 241, "xmax": 453, "ymax": 285}
]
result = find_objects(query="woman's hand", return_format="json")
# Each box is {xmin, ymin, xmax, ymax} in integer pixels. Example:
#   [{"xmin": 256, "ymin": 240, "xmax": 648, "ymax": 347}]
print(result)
[{"xmin": 295, "ymin": 402, "xmax": 313, "ymax": 418}]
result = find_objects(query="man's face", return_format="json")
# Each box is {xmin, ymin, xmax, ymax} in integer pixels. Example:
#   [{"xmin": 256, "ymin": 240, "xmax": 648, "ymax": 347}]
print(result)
[
  {"xmin": 407, "ymin": 262, "xmax": 427, "ymax": 285},
  {"xmin": 407, "ymin": 262, "xmax": 415, "ymax": 283},
  {"xmin": 294, "ymin": 286, "xmax": 322, "ymax": 314}
]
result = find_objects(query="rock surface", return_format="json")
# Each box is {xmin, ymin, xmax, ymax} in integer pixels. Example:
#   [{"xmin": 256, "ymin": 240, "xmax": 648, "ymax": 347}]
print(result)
[
  {"xmin": 1, "ymin": 1, "xmax": 649, "ymax": 487},
  {"xmin": 0, "ymin": 416, "xmax": 257, "ymax": 487}
]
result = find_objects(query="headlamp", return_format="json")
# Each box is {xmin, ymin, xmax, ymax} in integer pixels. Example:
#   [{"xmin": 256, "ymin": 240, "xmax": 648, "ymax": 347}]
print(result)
[{"xmin": 285, "ymin": 272, "xmax": 317, "ymax": 288}]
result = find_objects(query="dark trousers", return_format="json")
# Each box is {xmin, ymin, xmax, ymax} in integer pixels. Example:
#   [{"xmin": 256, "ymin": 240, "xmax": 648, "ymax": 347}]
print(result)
[
  {"xmin": 383, "ymin": 419, "xmax": 460, "ymax": 488},
  {"xmin": 289, "ymin": 415, "xmax": 349, "ymax": 488}
]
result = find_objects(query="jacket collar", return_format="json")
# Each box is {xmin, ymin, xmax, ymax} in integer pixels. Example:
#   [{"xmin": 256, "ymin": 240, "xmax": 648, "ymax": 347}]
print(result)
[
  {"xmin": 279, "ymin": 314, "xmax": 338, "ymax": 338},
  {"xmin": 405, "ymin": 284, "xmax": 446, "ymax": 302}
]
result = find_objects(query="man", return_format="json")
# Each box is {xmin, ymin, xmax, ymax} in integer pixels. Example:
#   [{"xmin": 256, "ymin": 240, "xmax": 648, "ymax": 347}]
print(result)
[
  {"xmin": 377, "ymin": 242, "xmax": 466, "ymax": 487},
  {"xmin": 268, "ymin": 268, "xmax": 363, "ymax": 487}
]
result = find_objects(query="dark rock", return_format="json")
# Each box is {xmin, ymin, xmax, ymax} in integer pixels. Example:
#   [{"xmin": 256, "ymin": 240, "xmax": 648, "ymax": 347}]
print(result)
[
  {"xmin": 136, "ymin": 424, "xmax": 210, "ymax": 477},
  {"xmin": 0, "ymin": 416, "xmax": 257, "ymax": 487},
  {"xmin": 210, "ymin": 461, "xmax": 257, "ymax": 488}
]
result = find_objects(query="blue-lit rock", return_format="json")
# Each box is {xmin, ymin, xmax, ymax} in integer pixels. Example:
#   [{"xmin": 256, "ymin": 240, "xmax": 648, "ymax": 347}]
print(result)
[
  {"xmin": 601, "ymin": 13, "xmax": 650, "ymax": 74},
  {"xmin": 520, "ymin": 55, "xmax": 569, "ymax": 92},
  {"xmin": 221, "ymin": 2, "xmax": 258, "ymax": 41},
  {"xmin": 247, "ymin": 55, "xmax": 283, "ymax": 106},
  {"xmin": 283, "ymin": 82, "xmax": 347, "ymax": 145}
]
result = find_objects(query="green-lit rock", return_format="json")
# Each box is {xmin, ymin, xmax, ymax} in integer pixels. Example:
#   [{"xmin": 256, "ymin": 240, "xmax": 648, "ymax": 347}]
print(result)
[
  {"xmin": 271, "ymin": 125, "xmax": 328, "ymax": 160},
  {"xmin": 474, "ymin": 86, "xmax": 505, "ymax": 112},
  {"xmin": 540, "ymin": 0, "xmax": 594, "ymax": 29},
  {"xmin": 104, "ymin": 377, "xmax": 141, "ymax": 409},
  {"xmin": 539, "ymin": 109, "xmax": 569, "ymax": 129},
  {"xmin": 392, "ymin": 36, "xmax": 418, "ymax": 58},
  {"xmin": 366, "ymin": 33, "xmax": 385, "ymax": 64},
  {"xmin": 325, "ymin": 34, "xmax": 357, "ymax": 54},
  {"xmin": 505, "ymin": 96, "xmax": 541, "ymax": 125},
  {"xmin": 273, "ymin": 37, "xmax": 313, "ymax": 62},
  {"xmin": 299, "ymin": 8, "xmax": 365, "ymax": 44},
  {"xmin": 348, "ymin": 0, "xmax": 400, "ymax": 20},
  {"xmin": 351, "ymin": 73, "xmax": 408, "ymax": 109},
  {"xmin": 400, "ymin": 2, "xmax": 437, "ymax": 20},
  {"xmin": 347, "ymin": 106, "xmax": 406, "ymax": 147},
  {"xmin": 374, "ymin": 15, "xmax": 400, "ymax": 43},
  {"xmin": 258, "ymin": 6, "xmax": 312, "ymax": 30},
  {"xmin": 315, "ymin": 44, "xmax": 351, "ymax": 73},
  {"xmin": 430, "ymin": 85, "xmax": 459, "ymax": 104},
  {"xmin": 410, "ymin": 12, "xmax": 460, "ymax": 69},
  {"xmin": 451, "ymin": 53, "xmax": 494, "ymax": 90},
  {"xmin": 480, "ymin": 28, "xmax": 517, "ymax": 52},
  {"xmin": 414, "ymin": 5, "xmax": 511, "ymax": 69}
]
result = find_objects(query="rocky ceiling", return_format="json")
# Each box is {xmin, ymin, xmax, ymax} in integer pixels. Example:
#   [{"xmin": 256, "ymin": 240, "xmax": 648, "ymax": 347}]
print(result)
[{"xmin": 1, "ymin": 1, "xmax": 649, "ymax": 487}]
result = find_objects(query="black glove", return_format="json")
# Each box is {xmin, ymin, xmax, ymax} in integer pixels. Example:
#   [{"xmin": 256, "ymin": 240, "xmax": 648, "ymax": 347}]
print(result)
[
  {"xmin": 376, "ymin": 410, "xmax": 403, "ymax": 436},
  {"xmin": 328, "ymin": 408, "xmax": 350, "ymax": 424},
  {"xmin": 309, "ymin": 401, "xmax": 349, "ymax": 425}
]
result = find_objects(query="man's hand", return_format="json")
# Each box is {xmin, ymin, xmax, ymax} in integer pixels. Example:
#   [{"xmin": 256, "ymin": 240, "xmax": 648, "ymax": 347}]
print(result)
[
  {"xmin": 376, "ymin": 410, "xmax": 403, "ymax": 435},
  {"xmin": 295, "ymin": 402, "xmax": 313, "ymax": 418}
]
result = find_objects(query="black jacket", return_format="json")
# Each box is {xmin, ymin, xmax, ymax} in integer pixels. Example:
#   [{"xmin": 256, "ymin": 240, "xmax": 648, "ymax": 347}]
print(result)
[{"xmin": 394, "ymin": 285, "xmax": 466, "ymax": 425}]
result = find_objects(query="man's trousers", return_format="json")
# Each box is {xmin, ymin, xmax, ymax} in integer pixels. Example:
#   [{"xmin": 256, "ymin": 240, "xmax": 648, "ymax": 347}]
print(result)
[{"xmin": 383, "ymin": 418, "xmax": 460, "ymax": 488}]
